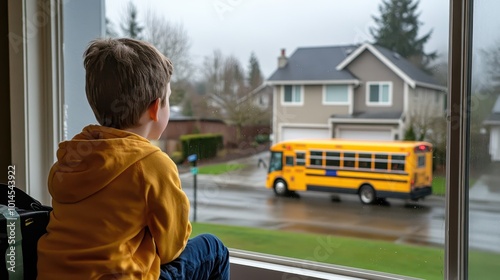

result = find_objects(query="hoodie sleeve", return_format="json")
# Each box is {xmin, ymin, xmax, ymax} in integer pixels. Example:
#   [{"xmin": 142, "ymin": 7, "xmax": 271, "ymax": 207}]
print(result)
[{"xmin": 143, "ymin": 151, "xmax": 192, "ymax": 264}]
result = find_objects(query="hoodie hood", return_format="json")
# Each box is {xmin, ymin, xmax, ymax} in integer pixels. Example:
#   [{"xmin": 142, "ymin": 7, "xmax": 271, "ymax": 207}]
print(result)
[{"xmin": 49, "ymin": 125, "xmax": 160, "ymax": 203}]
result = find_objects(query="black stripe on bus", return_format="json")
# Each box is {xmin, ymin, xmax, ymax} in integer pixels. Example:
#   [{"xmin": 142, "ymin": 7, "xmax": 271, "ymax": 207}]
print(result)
[{"xmin": 305, "ymin": 173, "xmax": 408, "ymax": 183}]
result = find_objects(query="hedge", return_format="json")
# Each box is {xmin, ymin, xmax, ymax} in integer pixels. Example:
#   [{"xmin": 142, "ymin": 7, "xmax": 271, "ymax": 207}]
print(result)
[{"xmin": 180, "ymin": 133, "xmax": 223, "ymax": 161}]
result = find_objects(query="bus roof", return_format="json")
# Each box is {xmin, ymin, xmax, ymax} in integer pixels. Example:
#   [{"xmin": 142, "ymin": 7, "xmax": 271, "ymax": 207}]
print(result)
[{"xmin": 271, "ymin": 139, "xmax": 432, "ymax": 150}]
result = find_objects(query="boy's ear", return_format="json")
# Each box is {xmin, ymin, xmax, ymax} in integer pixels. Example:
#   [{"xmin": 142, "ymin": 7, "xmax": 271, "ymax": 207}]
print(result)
[{"xmin": 148, "ymin": 99, "xmax": 161, "ymax": 122}]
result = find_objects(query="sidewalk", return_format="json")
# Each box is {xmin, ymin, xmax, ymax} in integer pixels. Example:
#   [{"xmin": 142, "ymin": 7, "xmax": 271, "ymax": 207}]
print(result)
[
  {"xmin": 469, "ymin": 173, "xmax": 500, "ymax": 204},
  {"xmin": 179, "ymin": 151, "xmax": 270, "ymax": 189}
]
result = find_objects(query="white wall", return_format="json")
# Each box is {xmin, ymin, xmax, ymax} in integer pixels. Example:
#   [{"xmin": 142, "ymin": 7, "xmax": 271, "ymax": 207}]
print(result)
[{"xmin": 63, "ymin": 0, "xmax": 105, "ymax": 139}]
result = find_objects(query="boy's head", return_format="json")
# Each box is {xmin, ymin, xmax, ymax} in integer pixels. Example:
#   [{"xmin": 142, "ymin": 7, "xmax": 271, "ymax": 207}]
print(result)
[{"xmin": 83, "ymin": 38, "xmax": 173, "ymax": 130}]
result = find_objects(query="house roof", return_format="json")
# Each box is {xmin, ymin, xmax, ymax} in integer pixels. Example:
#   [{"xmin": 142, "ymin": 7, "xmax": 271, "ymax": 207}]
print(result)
[
  {"xmin": 484, "ymin": 95, "xmax": 500, "ymax": 125},
  {"xmin": 330, "ymin": 111, "xmax": 403, "ymax": 124},
  {"xmin": 267, "ymin": 45, "xmax": 359, "ymax": 83},
  {"xmin": 268, "ymin": 43, "xmax": 446, "ymax": 91}
]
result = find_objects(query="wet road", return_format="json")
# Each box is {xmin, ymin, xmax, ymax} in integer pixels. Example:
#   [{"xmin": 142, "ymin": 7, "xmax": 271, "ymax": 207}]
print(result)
[{"xmin": 180, "ymin": 177, "xmax": 500, "ymax": 253}]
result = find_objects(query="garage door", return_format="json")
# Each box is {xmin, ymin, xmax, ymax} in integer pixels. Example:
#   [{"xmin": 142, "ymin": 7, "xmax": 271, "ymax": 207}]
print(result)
[
  {"xmin": 282, "ymin": 127, "xmax": 329, "ymax": 141},
  {"xmin": 338, "ymin": 128, "xmax": 392, "ymax": 140}
]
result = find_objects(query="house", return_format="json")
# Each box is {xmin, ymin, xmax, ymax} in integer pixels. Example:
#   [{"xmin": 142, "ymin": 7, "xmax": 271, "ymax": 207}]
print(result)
[
  {"xmin": 266, "ymin": 43, "xmax": 447, "ymax": 143},
  {"xmin": 237, "ymin": 84, "xmax": 273, "ymax": 126},
  {"xmin": 484, "ymin": 95, "xmax": 500, "ymax": 161}
]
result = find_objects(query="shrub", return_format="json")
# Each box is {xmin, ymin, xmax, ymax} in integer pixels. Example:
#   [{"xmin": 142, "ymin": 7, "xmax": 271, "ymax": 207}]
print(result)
[
  {"xmin": 180, "ymin": 133, "xmax": 223, "ymax": 160},
  {"xmin": 254, "ymin": 134, "xmax": 270, "ymax": 144},
  {"xmin": 169, "ymin": 151, "xmax": 184, "ymax": 164}
]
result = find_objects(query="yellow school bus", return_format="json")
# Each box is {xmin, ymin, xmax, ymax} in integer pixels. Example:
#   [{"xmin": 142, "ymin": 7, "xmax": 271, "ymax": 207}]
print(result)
[{"xmin": 266, "ymin": 139, "xmax": 433, "ymax": 204}]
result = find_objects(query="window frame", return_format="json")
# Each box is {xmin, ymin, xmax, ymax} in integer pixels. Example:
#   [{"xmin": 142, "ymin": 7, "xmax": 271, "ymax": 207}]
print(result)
[
  {"xmin": 366, "ymin": 81, "xmax": 393, "ymax": 106},
  {"xmin": 323, "ymin": 84, "xmax": 350, "ymax": 105},
  {"xmin": 10, "ymin": 0, "xmax": 473, "ymax": 278},
  {"xmin": 281, "ymin": 85, "xmax": 304, "ymax": 106}
]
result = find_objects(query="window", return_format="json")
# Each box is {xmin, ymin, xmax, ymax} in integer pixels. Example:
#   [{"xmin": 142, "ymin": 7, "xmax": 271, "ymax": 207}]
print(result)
[
  {"xmin": 324, "ymin": 85, "xmax": 349, "ymax": 104},
  {"xmin": 269, "ymin": 152, "xmax": 283, "ymax": 172},
  {"xmin": 283, "ymin": 85, "xmax": 302, "ymax": 105},
  {"xmin": 417, "ymin": 155, "xmax": 425, "ymax": 168},
  {"xmin": 325, "ymin": 151, "xmax": 340, "ymax": 167},
  {"xmin": 358, "ymin": 153, "xmax": 372, "ymax": 169},
  {"xmin": 309, "ymin": 150, "xmax": 323, "ymax": 166},
  {"xmin": 374, "ymin": 154, "xmax": 388, "ymax": 170},
  {"xmin": 343, "ymin": 152, "xmax": 355, "ymax": 168},
  {"xmin": 391, "ymin": 155, "xmax": 406, "ymax": 171},
  {"xmin": 295, "ymin": 152, "xmax": 306, "ymax": 166},
  {"xmin": 285, "ymin": 156, "xmax": 294, "ymax": 166},
  {"xmin": 367, "ymin": 82, "xmax": 391, "ymax": 105},
  {"xmin": 13, "ymin": 0, "xmax": 489, "ymax": 279}
]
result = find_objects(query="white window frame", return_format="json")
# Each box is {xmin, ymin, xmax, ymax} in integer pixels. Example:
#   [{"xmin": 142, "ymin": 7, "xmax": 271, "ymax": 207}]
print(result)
[
  {"xmin": 366, "ymin": 81, "xmax": 392, "ymax": 106},
  {"xmin": 323, "ymin": 84, "xmax": 350, "ymax": 105},
  {"xmin": 281, "ymin": 85, "xmax": 304, "ymax": 106}
]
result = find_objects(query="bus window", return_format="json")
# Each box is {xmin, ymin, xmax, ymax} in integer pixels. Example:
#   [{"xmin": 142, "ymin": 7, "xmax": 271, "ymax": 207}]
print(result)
[
  {"xmin": 391, "ymin": 155, "xmax": 406, "ymax": 171},
  {"xmin": 269, "ymin": 152, "xmax": 283, "ymax": 172},
  {"xmin": 285, "ymin": 156, "xmax": 294, "ymax": 166},
  {"xmin": 326, "ymin": 151, "xmax": 340, "ymax": 167},
  {"xmin": 374, "ymin": 154, "xmax": 388, "ymax": 170},
  {"xmin": 417, "ymin": 155, "xmax": 425, "ymax": 168},
  {"xmin": 343, "ymin": 152, "xmax": 355, "ymax": 168},
  {"xmin": 358, "ymin": 153, "xmax": 372, "ymax": 169},
  {"xmin": 296, "ymin": 152, "xmax": 306, "ymax": 166},
  {"xmin": 310, "ymin": 151, "xmax": 323, "ymax": 167}
]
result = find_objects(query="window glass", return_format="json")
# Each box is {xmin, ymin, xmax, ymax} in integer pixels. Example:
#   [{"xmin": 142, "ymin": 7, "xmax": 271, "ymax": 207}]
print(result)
[
  {"xmin": 343, "ymin": 152, "xmax": 355, "ymax": 168},
  {"xmin": 368, "ymin": 83, "xmax": 391, "ymax": 104},
  {"xmin": 470, "ymin": 1, "xmax": 500, "ymax": 278},
  {"xmin": 417, "ymin": 155, "xmax": 425, "ymax": 168},
  {"xmin": 284, "ymin": 85, "xmax": 301, "ymax": 103},
  {"xmin": 269, "ymin": 152, "xmax": 283, "ymax": 172},
  {"xmin": 296, "ymin": 152, "xmax": 306, "ymax": 166},
  {"xmin": 310, "ymin": 150, "xmax": 323, "ymax": 166},
  {"xmin": 100, "ymin": 1, "xmax": 452, "ymax": 278},
  {"xmin": 325, "ymin": 151, "xmax": 340, "ymax": 167},
  {"xmin": 374, "ymin": 154, "xmax": 388, "ymax": 170},
  {"xmin": 325, "ymin": 85, "xmax": 348, "ymax": 103},
  {"xmin": 391, "ymin": 155, "xmax": 406, "ymax": 171},
  {"xmin": 358, "ymin": 153, "xmax": 372, "ymax": 169},
  {"xmin": 369, "ymin": 84, "xmax": 379, "ymax": 102}
]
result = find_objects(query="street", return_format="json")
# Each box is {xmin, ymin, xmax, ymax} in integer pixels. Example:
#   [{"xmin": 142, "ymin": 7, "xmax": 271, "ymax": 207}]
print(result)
[{"xmin": 180, "ymin": 174, "xmax": 500, "ymax": 254}]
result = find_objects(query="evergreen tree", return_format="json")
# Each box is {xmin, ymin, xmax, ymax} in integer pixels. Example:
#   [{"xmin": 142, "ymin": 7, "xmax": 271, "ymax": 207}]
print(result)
[
  {"xmin": 121, "ymin": 2, "xmax": 143, "ymax": 39},
  {"xmin": 247, "ymin": 52, "xmax": 263, "ymax": 89},
  {"xmin": 105, "ymin": 18, "xmax": 118, "ymax": 38},
  {"xmin": 370, "ymin": 0, "xmax": 436, "ymax": 70},
  {"xmin": 404, "ymin": 124, "xmax": 417, "ymax": 140}
]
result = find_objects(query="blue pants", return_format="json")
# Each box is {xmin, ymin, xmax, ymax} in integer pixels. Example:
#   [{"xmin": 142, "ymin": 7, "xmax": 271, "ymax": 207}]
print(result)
[{"xmin": 159, "ymin": 234, "xmax": 230, "ymax": 280}]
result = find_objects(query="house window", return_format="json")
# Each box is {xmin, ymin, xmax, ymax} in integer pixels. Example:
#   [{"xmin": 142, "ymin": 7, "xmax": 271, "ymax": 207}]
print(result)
[
  {"xmin": 283, "ymin": 85, "xmax": 302, "ymax": 105},
  {"xmin": 324, "ymin": 85, "xmax": 349, "ymax": 104},
  {"xmin": 367, "ymin": 82, "xmax": 392, "ymax": 105}
]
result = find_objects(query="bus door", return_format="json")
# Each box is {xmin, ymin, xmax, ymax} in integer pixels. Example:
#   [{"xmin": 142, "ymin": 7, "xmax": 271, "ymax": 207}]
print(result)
[
  {"xmin": 413, "ymin": 145, "xmax": 433, "ymax": 187},
  {"xmin": 414, "ymin": 152, "xmax": 429, "ymax": 186}
]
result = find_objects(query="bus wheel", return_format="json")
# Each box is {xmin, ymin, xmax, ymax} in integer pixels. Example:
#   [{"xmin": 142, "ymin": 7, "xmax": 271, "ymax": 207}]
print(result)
[
  {"xmin": 359, "ymin": 185, "xmax": 376, "ymax": 204},
  {"xmin": 273, "ymin": 179, "xmax": 289, "ymax": 196}
]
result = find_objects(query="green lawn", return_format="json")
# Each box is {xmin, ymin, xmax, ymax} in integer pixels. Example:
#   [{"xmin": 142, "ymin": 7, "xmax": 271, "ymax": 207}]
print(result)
[
  {"xmin": 197, "ymin": 163, "xmax": 246, "ymax": 175},
  {"xmin": 432, "ymin": 175, "xmax": 477, "ymax": 196},
  {"xmin": 191, "ymin": 222, "xmax": 500, "ymax": 280}
]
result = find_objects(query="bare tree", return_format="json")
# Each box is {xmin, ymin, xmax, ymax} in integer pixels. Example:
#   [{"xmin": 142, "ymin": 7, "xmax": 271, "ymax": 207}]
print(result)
[
  {"xmin": 143, "ymin": 11, "xmax": 193, "ymax": 83},
  {"xmin": 202, "ymin": 50, "xmax": 267, "ymax": 140},
  {"xmin": 408, "ymin": 90, "xmax": 444, "ymax": 141}
]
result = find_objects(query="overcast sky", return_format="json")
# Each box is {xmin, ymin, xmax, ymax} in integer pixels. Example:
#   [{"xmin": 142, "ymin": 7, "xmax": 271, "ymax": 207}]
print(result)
[{"xmin": 104, "ymin": 0, "xmax": 495, "ymax": 80}]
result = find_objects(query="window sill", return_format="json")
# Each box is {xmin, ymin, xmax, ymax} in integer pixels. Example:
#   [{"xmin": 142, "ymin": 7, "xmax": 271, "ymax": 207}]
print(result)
[{"xmin": 229, "ymin": 249, "xmax": 422, "ymax": 280}]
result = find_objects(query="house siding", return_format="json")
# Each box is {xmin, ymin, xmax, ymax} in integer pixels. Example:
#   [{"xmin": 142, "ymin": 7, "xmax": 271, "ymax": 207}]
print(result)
[
  {"xmin": 347, "ymin": 50, "xmax": 405, "ymax": 113},
  {"xmin": 275, "ymin": 85, "xmax": 349, "ymax": 123}
]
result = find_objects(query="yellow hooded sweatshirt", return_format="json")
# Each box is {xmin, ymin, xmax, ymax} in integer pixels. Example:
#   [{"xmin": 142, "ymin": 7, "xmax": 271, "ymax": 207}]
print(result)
[{"xmin": 37, "ymin": 125, "xmax": 192, "ymax": 280}]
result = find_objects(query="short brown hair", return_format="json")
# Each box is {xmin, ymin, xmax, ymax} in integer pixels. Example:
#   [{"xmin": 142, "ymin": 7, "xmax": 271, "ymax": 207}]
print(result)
[{"xmin": 83, "ymin": 38, "xmax": 173, "ymax": 129}]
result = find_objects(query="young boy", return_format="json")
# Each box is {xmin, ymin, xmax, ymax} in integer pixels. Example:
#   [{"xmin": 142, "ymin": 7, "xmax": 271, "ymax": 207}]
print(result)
[{"xmin": 37, "ymin": 38, "xmax": 230, "ymax": 280}]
